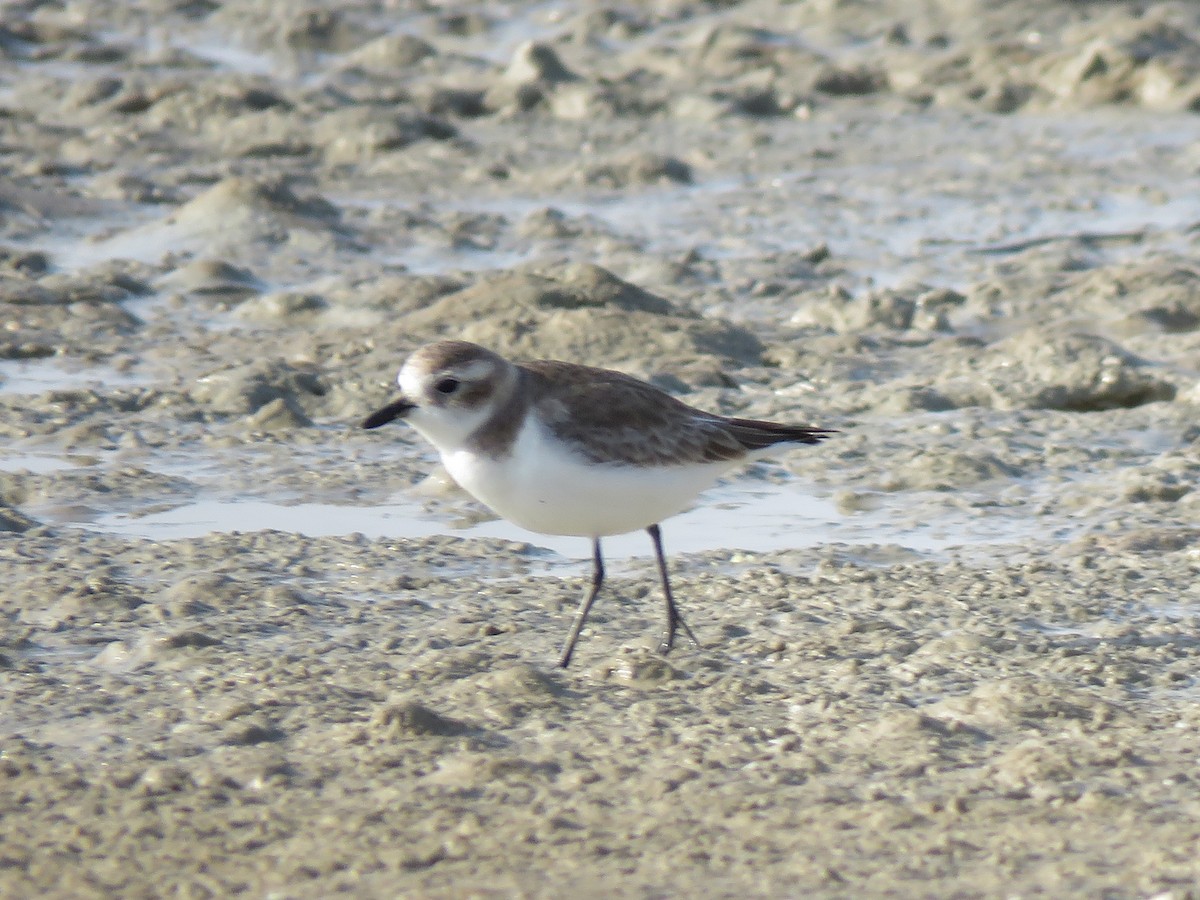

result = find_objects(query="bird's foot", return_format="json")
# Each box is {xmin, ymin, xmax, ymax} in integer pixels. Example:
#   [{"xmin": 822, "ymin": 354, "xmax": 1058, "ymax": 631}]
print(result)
[{"xmin": 658, "ymin": 612, "xmax": 701, "ymax": 655}]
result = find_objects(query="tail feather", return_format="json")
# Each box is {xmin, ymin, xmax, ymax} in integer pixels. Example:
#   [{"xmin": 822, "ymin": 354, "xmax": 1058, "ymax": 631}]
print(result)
[{"xmin": 723, "ymin": 416, "xmax": 836, "ymax": 451}]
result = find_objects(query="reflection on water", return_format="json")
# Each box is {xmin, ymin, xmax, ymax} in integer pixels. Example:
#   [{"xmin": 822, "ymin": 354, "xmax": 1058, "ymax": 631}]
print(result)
[
  {"xmin": 79, "ymin": 479, "xmax": 1063, "ymax": 562},
  {"xmin": 0, "ymin": 454, "xmax": 80, "ymax": 474},
  {"xmin": 0, "ymin": 358, "xmax": 150, "ymax": 396}
]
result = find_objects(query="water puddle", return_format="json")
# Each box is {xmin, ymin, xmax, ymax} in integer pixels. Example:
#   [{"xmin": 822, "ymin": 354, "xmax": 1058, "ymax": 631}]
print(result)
[
  {"xmin": 0, "ymin": 357, "xmax": 152, "ymax": 396},
  {"xmin": 405, "ymin": 2, "xmax": 566, "ymax": 64},
  {"xmin": 79, "ymin": 478, "xmax": 1060, "ymax": 562},
  {"xmin": 179, "ymin": 38, "xmax": 278, "ymax": 76},
  {"xmin": 331, "ymin": 113, "xmax": 1200, "ymax": 298},
  {"xmin": 44, "ymin": 209, "xmax": 199, "ymax": 271},
  {"xmin": 13, "ymin": 113, "xmax": 1199, "ymax": 307},
  {"xmin": 552, "ymin": 148, "xmax": 1200, "ymax": 292},
  {"xmin": 0, "ymin": 453, "xmax": 82, "ymax": 474}
]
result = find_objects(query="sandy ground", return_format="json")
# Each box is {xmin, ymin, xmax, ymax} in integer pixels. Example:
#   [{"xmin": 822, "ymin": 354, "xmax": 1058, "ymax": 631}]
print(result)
[{"xmin": 2, "ymin": 1, "xmax": 1200, "ymax": 897}]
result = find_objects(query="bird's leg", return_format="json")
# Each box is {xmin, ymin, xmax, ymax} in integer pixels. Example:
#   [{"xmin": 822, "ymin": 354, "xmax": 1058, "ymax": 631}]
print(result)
[
  {"xmin": 647, "ymin": 524, "xmax": 700, "ymax": 654},
  {"xmin": 558, "ymin": 538, "xmax": 605, "ymax": 669}
]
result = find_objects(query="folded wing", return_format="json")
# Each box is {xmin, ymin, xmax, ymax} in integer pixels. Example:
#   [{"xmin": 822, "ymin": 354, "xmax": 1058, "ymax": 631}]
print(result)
[{"xmin": 523, "ymin": 360, "xmax": 833, "ymax": 467}]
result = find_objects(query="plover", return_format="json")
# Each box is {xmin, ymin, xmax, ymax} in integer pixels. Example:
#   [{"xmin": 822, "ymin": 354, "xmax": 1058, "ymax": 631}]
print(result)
[{"xmin": 363, "ymin": 340, "xmax": 834, "ymax": 668}]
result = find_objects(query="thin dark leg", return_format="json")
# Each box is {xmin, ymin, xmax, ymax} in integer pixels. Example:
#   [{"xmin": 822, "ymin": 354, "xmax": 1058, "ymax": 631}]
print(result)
[
  {"xmin": 647, "ymin": 524, "xmax": 700, "ymax": 654},
  {"xmin": 558, "ymin": 538, "xmax": 605, "ymax": 669}
]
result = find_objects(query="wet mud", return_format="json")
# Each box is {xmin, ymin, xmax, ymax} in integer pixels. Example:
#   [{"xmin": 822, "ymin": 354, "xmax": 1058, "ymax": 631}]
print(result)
[{"xmin": 2, "ymin": 1, "xmax": 1200, "ymax": 897}]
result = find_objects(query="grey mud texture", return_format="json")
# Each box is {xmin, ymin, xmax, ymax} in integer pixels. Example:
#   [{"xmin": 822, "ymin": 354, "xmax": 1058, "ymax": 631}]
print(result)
[{"xmin": 2, "ymin": 1, "xmax": 1200, "ymax": 898}]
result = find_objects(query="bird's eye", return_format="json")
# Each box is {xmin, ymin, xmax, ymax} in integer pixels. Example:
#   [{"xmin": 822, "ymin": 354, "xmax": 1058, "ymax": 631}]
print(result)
[{"xmin": 435, "ymin": 377, "xmax": 460, "ymax": 395}]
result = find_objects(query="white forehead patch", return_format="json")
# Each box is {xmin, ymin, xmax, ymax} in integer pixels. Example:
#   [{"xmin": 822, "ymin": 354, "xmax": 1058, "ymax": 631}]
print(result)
[
  {"xmin": 397, "ymin": 362, "xmax": 423, "ymax": 398},
  {"xmin": 396, "ymin": 354, "xmax": 498, "ymax": 399}
]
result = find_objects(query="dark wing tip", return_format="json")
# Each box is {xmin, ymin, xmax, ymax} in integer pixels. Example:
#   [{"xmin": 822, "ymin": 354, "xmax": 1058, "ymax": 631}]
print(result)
[
  {"xmin": 722, "ymin": 417, "xmax": 838, "ymax": 450},
  {"xmin": 778, "ymin": 427, "xmax": 837, "ymax": 446},
  {"xmin": 803, "ymin": 427, "xmax": 839, "ymax": 443}
]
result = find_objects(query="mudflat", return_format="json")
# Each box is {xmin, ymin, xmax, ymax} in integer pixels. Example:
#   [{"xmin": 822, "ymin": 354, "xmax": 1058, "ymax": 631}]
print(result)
[{"xmin": 2, "ymin": 2, "xmax": 1199, "ymax": 897}]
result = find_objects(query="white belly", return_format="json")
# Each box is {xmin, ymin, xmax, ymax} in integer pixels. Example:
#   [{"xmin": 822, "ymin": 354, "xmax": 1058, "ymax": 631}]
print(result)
[{"xmin": 440, "ymin": 417, "xmax": 734, "ymax": 538}]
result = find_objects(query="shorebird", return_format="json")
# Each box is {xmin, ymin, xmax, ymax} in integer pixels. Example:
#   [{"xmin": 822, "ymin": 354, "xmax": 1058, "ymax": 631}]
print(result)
[{"xmin": 364, "ymin": 340, "xmax": 834, "ymax": 667}]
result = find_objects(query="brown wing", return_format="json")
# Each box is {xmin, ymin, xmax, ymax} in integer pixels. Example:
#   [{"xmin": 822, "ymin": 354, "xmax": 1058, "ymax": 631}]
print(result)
[{"xmin": 521, "ymin": 360, "xmax": 831, "ymax": 467}]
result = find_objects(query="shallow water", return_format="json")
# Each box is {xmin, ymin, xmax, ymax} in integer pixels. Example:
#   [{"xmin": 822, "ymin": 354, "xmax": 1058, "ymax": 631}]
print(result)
[
  {"xmin": 0, "ymin": 357, "xmax": 151, "ymax": 395},
  {"xmin": 341, "ymin": 114, "xmax": 1200, "ymax": 297},
  {"xmin": 75, "ymin": 474, "xmax": 1074, "ymax": 564}
]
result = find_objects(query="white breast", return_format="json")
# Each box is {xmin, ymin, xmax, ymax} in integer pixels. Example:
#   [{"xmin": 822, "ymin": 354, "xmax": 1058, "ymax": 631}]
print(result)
[{"xmin": 440, "ymin": 414, "xmax": 736, "ymax": 538}]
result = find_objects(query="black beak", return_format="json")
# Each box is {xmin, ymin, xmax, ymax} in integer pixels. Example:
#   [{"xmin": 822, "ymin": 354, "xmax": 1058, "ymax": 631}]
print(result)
[{"xmin": 362, "ymin": 397, "xmax": 416, "ymax": 429}]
